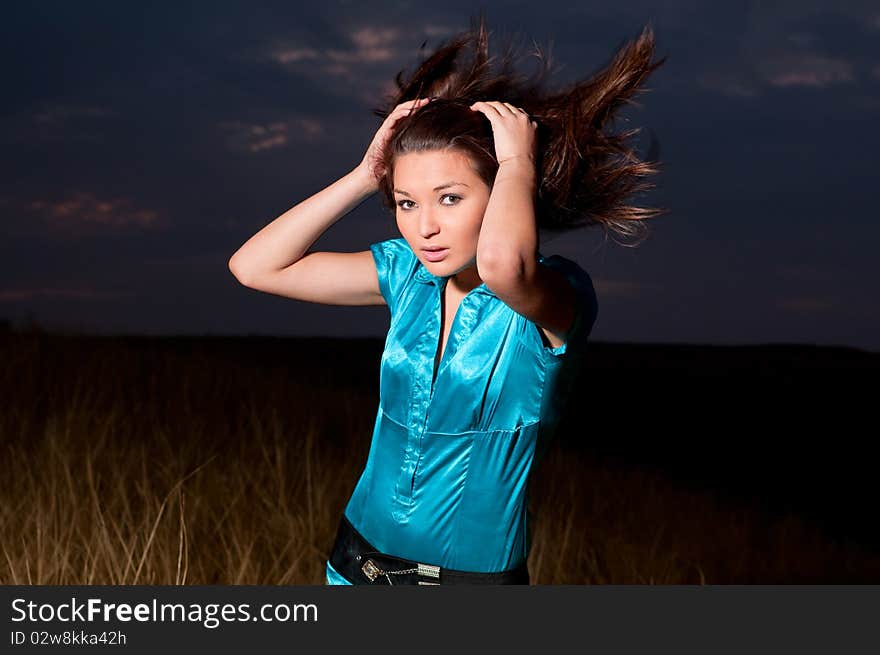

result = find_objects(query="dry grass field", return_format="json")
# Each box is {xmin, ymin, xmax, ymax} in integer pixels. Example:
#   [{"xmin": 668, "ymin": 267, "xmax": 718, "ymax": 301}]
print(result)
[{"xmin": 2, "ymin": 329, "xmax": 878, "ymax": 584}]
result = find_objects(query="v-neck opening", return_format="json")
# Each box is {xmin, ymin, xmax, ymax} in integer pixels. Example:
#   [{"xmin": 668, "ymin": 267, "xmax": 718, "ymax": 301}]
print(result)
[{"xmin": 429, "ymin": 278, "xmax": 478, "ymax": 397}]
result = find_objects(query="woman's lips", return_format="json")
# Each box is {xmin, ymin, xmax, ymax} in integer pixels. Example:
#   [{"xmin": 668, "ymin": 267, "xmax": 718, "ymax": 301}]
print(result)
[{"xmin": 422, "ymin": 248, "xmax": 449, "ymax": 262}]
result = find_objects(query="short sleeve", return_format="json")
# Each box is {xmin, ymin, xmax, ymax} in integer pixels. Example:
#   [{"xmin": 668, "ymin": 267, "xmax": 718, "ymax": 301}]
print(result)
[
  {"xmin": 369, "ymin": 237, "xmax": 417, "ymax": 315},
  {"xmin": 522, "ymin": 254, "xmax": 599, "ymax": 360}
]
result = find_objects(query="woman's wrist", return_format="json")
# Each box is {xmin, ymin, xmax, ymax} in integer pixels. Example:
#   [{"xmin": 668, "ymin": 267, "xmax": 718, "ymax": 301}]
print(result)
[
  {"xmin": 351, "ymin": 162, "xmax": 379, "ymax": 195},
  {"xmin": 495, "ymin": 157, "xmax": 537, "ymax": 189}
]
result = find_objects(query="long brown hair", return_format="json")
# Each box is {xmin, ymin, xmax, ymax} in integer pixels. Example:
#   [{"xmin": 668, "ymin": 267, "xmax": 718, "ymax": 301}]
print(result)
[{"xmin": 372, "ymin": 12, "xmax": 669, "ymax": 246}]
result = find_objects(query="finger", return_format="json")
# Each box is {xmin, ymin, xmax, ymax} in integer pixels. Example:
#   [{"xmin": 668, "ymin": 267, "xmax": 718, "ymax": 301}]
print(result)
[
  {"xmin": 405, "ymin": 97, "xmax": 434, "ymax": 112},
  {"xmin": 470, "ymin": 101, "xmax": 504, "ymax": 118},
  {"xmin": 392, "ymin": 98, "xmax": 430, "ymax": 115},
  {"xmin": 388, "ymin": 99, "xmax": 430, "ymax": 121},
  {"xmin": 398, "ymin": 101, "xmax": 426, "ymax": 114},
  {"xmin": 486, "ymin": 101, "xmax": 514, "ymax": 116},
  {"xmin": 501, "ymin": 102, "xmax": 523, "ymax": 115},
  {"xmin": 484, "ymin": 101, "xmax": 517, "ymax": 117}
]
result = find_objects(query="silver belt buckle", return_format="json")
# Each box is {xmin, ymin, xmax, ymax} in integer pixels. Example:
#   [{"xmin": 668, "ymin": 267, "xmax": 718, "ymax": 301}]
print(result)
[
  {"xmin": 361, "ymin": 558, "xmax": 382, "ymax": 582},
  {"xmin": 417, "ymin": 562, "xmax": 440, "ymax": 585}
]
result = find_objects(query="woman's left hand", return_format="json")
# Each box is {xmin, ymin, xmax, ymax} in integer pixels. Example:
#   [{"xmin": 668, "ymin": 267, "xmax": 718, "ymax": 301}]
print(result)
[{"xmin": 469, "ymin": 101, "xmax": 537, "ymax": 167}]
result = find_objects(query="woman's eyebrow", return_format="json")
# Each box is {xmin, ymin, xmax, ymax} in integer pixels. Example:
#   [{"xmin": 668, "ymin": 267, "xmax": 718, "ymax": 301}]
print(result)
[{"xmin": 393, "ymin": 182, "xmax": 470, "ymax": 197}]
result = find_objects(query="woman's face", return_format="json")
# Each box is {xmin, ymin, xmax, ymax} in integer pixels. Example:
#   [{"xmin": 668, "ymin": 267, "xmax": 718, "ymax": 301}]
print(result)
[{"xmin": 392, "ymin": 149, "xmax": 491, "ymax": 278}]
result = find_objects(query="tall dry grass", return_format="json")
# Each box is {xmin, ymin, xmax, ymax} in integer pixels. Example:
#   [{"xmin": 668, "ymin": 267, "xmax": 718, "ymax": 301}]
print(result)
[{"xmin": 1, "ymin": 331, "xmax": 878, "ymax": 584}]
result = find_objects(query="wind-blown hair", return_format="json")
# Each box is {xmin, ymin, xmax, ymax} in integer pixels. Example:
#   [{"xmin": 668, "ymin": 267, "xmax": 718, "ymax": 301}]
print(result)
[{"xmin": 371, "ymin": 13, "xmax": 669, "ymax": 246}]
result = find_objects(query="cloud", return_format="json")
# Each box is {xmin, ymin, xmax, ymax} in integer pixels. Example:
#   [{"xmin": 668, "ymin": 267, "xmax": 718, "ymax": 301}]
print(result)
[
  {"xmin": 26, "ymin": 191, "xmax": 164, "ymax": 234},
  {"xmin": 216, "ymin": 116, "xmax": 324, "ymax": 152},
  {"xmin": 700, "ymin": 51, "xmax": 857, "ymax": 97},
  {"xmin": 761, "ymin": 53, "xmax": 854, "ymax": 88},
  {"xmin": 700, "ymin": 57, "xmax": 858, "ymax": 99},
  {"xmin": 347, "ymin": 27, "xmax": 399, "ymax": 61},
  {"xmin": 269, "ymin": 26, "xmax": 401, "ymax": 77},
  {"xmin": 697, "ymin": 71, "xmax": 761, "ymax": 98},
  {"xmin": 32, "ymin": 104, "xmax": 117, "ymax": 125},
  {"xmin": 274, "ymin": 47, "xmax": 321, "ymax": 64},
  {"xmin": 423, "ymin": 24, "xmax": 458, "ymax": 38},
  {"xmin": 0, "ymin": 103, "xmax": 118, "ymax": 146},
  {"xmin": 262, "ymin": 22, "xmax": 462, "ymax": 105}
]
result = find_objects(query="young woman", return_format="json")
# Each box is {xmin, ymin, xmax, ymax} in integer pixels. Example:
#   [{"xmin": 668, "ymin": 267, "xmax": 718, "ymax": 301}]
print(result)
[{"xmin": 229, "ymin": 15, "xmax": 667, "ymax": 585}]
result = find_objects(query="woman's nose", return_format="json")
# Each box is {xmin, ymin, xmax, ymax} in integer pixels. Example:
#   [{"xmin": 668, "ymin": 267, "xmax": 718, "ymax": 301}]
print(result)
[{"xmin": 418, "ymin": 212, "xmax": 440, "ymax": 236}]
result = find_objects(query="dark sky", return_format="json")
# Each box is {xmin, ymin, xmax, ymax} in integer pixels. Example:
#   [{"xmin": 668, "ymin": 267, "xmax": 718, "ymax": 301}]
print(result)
[{"xmin": 2, "ymin": 1, "xmax": 878, "ymax": 351}]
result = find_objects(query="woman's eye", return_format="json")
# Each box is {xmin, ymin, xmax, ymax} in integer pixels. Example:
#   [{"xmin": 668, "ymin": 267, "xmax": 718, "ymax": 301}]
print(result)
[{"xmin": 396, "ymin": 194, "xmax": 461, "ymax": 210}]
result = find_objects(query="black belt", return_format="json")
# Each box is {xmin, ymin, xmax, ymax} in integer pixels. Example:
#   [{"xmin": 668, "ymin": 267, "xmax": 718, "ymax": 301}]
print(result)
[{"xmin": 329, "ymin": 513, "xmax": 530, "ymax": 585}]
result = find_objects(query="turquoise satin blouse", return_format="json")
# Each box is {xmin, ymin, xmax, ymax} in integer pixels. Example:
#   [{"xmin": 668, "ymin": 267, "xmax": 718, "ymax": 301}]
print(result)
[{"xmin": 325, "ymin": 237, "xmax": 598, "ymax": 584}]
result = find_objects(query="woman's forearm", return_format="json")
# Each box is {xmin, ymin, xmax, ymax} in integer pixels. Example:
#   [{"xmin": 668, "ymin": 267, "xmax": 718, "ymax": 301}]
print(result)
[
  {"xmin": 477, "ymin": 158, "xmax": 538, "ymax": 276},
  {"xmin": 228, "ymin": 165, "xmax": 377, "ymax": 281}
]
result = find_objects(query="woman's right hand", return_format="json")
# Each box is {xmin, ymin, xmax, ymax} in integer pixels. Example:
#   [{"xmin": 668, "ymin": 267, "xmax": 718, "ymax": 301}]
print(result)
[{"xmin": 357, "ymin": 97, "xmax": 434, "ymax": 188}]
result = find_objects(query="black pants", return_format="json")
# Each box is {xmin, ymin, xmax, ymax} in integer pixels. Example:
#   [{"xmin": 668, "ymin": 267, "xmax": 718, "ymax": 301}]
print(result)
[{"xmin": 329, "ymin": 514, "xmax": 530, "ymax": 585}]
